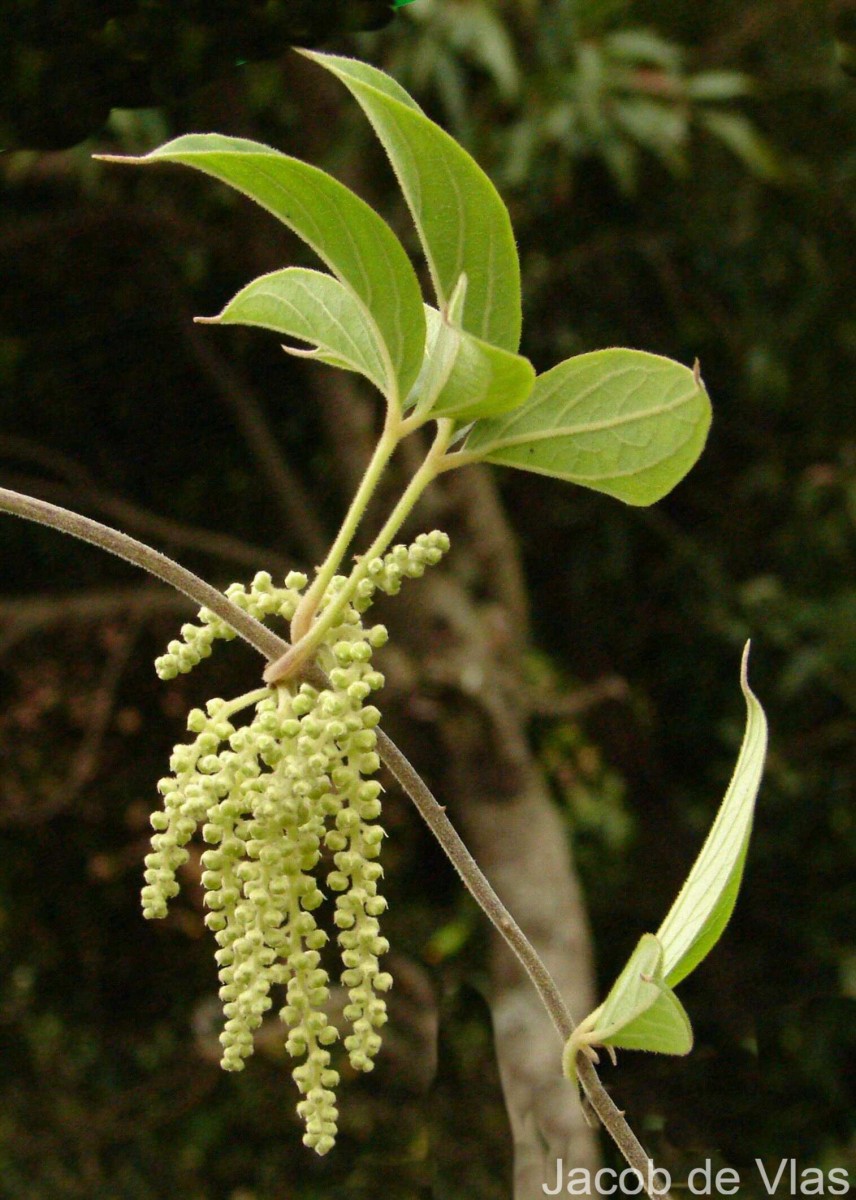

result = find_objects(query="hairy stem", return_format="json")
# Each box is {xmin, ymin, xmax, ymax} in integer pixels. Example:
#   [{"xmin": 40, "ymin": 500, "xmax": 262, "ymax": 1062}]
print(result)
[
  {"xmin": 290, "ymin": 420, "xmax": 400, "ymax": 642},
  {"xmin": 0, "ymin": 487, "xmax": 287, "ymax": 663},
  {"xmin": 435, "ymin": 445, "xmax": 483, "ymax": 474},
  {"xmin": 377, "ymin": 730, "xmax": 672, "ymax": 1200},
  {"xmin": 220, "ymin": 687, "xmax": 273, "ymax": 719},
  {"xmin": 264, "ymin": 419, "xmax": 454, "ymax": 686},
  {"xmin": 0, "ymin": 482, "xmax": 670, "ymax": 1197},
  {"xmin": 577, "ymin": 1057, "xmax": 671, "ymax": 1198}
]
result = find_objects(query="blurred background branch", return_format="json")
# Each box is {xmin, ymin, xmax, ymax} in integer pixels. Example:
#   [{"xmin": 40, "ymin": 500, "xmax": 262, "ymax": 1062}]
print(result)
[{"xmin": 1, "ymin": 2, "xmax": 854, "ymax": 1197}]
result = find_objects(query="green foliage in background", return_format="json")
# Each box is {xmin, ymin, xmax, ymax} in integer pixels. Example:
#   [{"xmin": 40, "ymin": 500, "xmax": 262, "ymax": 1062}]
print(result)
[
  {"xmin": 0, "ymin": 1, "xmax": 402, "ymax": 149},
  {"xmin": 0, "ymin": 1, "xmax": 853, "ymax": 1196}
]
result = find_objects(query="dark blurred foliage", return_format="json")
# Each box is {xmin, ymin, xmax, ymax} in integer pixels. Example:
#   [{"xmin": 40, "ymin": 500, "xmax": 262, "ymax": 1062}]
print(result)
[
  {"xmin": 1, "ymin": 1, "xmax": 854, "ymax": 1197},
  {"xmin": 1, "ymin": 0, "xmax": 399, "ymax": 148},
  {"xmin": 834, "ymin": 4, "xmax": 856, "ymax": 74}
]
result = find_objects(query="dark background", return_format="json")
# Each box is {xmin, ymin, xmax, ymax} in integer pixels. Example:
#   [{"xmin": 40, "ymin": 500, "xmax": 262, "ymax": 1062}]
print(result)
[{"xmin": 1, "ymin": 1, "xmax": 854, "ymax": 1197}]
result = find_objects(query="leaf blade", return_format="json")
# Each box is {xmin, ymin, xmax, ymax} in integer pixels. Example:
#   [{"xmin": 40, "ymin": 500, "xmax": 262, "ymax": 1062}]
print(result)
[
  {"xmin": 416, "ymin": 306, "xmax": 535, "ymax": 422},
  {"xmin": 563, "ymin": 934, "xmax": 692, "ymax": 1081},
  {"xmin": 464, "ymin": 348, "xmax": 712, "ymax": 506},
  {"xmin": 99, "ymin": 134, "xmax": 425, "ymax": 404},
  {"xmin": 302, "ymin": 51, "xmax": 522, "ymax": 354},
  {"xmin": 657, "ymin": 642, "xmax": 768, "ymax": 987},
  {"xmin": 595, "ymin": 934, "xmax": 665, "ymax": 1037},
  {"xmin": 603, "ymin": 987, "xmax": 693, "ymax": 1055},
  {"xmin": 197, "ymin": 267, "xmax": 388, "ymax": 393}
]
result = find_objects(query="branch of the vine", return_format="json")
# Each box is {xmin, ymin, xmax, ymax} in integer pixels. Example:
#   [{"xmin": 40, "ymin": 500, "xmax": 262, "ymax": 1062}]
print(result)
[
  {"xmin": 0, "ymin": 488, "xmax": 286, "ymax": 661},
  {"xmin": 0, "ymin": 483, "xmax": 672, "ymax": 1200}
]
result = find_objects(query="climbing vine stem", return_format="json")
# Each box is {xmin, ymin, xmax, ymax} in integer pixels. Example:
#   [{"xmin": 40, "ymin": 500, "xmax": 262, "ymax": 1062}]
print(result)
[
  {"xmin": 0, "ymin": 487, "xmax": 285, "ymax": 661},
  {"xmin": 0, "ymin": 483, "xmax": 671, "ymax": 1198}
]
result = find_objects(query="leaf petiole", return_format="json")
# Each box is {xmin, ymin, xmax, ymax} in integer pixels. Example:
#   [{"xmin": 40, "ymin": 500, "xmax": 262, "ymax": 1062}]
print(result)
[
  {"xmin": 289, "ymin": 416, "xmax": 401, "ymax": 642},
  {"xmin": 265, "ymin": 420, "xmax": 455, "ymax": 685}
]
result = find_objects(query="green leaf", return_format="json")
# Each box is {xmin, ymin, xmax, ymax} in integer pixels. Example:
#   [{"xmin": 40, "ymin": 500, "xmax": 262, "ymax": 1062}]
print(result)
[
  {"xmin": 596, "ymin": 935, "xmax": 693, "ymax": 1055},
  {"xmin": 657, "ymin": 642, "xmax": 768, "ymax": 986},
  {"xmin": 611, "ymin": 98, "xmax": 688, "ymax": 178},
  {"xmin": 414, "ymin": 305, "xmax": 535, "ymax": 422},
  {"xmin": 698, "ymin": 111, "xmax": 784, "ymax": 183},
  {"xmin": 563, "ymin": 646, "xmax": 766, "ymax": 1085},
  {"xmin": 196, "ymin": 268, "xmax": 388, "ymax": 394},
  {"xmin": 685, "ymin": 71, "xmax": 754, "ymax": 102},
  {"xmin": 605, "ymin": 29, "xmax": 684, "ymax": 71},
  {"xmin": 464, "ymin": 348, "xmax": 712, "ymax": 506},
  {"xmin": 97, "ymin": 134, "xmax": 425, "ymax": 404},
  {"xmin": 562, "ymin": 934, "xmax": 691, "ymax": 1084},
  {"xmin": 300, "ymin": 50, "xmax": 522, "ymax": 354}
]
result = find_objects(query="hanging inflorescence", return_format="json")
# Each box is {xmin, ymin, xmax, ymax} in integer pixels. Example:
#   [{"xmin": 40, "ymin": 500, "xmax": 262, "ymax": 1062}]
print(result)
[{"xmin": 144, "ymin": 530, "xmax": 450, "ymax": 1154}]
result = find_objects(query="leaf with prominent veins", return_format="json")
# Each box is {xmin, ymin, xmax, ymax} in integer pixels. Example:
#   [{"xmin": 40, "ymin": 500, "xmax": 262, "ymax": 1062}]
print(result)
[
  {"xmin": 302, "ymin": 51, "xmax": 522, "ymax": 354},
  {"xmin": 563, "ymin": 935, "xmax": 692, "ymax": 1086},
  {"xmin": 564, "ymin": 646, "xmax": 766, "ymax": 1077},
  {"xmin": 594, "ymin": 935, "xmax": 693, "ymax": 1054},
  {"xmin": 98, "ymin": 134, "xmax": 425, "ymax": 406},
  {"xmin": 464, "ymin": 348, "xmax": 712, "ymax": 505},
  {"xmin": 197, "ymin": 268, "xmax": 389, "ymax": 394},
  {"xmin": 656, "ymin": 642, "xmax": 768, "ymax": 986}
]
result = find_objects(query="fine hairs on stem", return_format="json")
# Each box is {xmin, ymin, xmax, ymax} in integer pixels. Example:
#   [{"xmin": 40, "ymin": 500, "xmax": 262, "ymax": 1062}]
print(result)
[
  {"xmin": 265, "ymin": 419, "xmax": 455, "ymax": 686},
  {"xmin": 0, "ymin": 483, "xmax": 672, "ymax": 1198}
]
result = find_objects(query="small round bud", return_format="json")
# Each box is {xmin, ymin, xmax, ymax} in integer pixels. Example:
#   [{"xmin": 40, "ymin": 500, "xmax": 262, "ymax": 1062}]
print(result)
[{"xmin": 187, "ymin": 709, "xmax": 207, "ymax": 733}]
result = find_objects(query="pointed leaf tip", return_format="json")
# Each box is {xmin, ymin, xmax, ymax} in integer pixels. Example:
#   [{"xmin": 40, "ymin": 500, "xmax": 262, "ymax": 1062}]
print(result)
[
  {"xmin": 656, "ymin": 640, "xmax": 767, "ymax": 986},
  {"xmin": 201, "ymin": 268, "xmax": 390, "ymax": 393},
  {"xmin": 564, "ymin": 643, "xmax": 766, "ymax": 1070},
  {"xmin": 96, "ymin": 132, "xmax": 425, "ymax": 405},
  {"xmin": 303, "ymin": 50, "xmax": 522, "ymax": 353}
]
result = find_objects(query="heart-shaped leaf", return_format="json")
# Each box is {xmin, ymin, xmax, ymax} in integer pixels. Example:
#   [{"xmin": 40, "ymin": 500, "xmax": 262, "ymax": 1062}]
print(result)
[
  {"xmin": 412, "ymin": 305, "xmax": 535, "ymax": 422},
  {"xmin": 301, "ymin": 51, "xmax": 522, "ymax": 354},
  {"xmin": 464, "ymin": 348, "xmax": 712, "ymax": 506},
  {"xmin": 657, "ymin": 641, "xmax": 768, "ymax": 986},
  {"xmin": 196, "ymin": 268, "xmax": 388, "ymax": 394},
  {"xmin": 97, "ymin": 134, "xmax": 425, "ymax": 406}
]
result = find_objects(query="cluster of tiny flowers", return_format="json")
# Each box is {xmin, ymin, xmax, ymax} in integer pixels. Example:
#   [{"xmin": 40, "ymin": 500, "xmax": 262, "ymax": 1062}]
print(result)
[
  {"xmin": 155, "ymin": 569, "xmax": 309, "ymax": 680},
  {"xmin": 146, "ymin": 531, "xmax": 450, "ymax": 1153}
]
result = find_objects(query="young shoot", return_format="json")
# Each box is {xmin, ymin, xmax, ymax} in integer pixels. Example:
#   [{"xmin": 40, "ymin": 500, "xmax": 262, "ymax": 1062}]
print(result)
[{"xmin": 0, "ymin": 49, "xmax": 765, "ymax": 1192}]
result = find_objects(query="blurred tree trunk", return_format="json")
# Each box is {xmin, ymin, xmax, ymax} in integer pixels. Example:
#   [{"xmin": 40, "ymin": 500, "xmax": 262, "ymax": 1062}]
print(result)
[{"xmin": 315, "ymin": 372, "xmax": 601, "ymax": 1198}]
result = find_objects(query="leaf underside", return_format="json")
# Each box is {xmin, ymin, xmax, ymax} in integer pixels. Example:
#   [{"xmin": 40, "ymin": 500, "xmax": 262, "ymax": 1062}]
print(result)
[
  {"xmin": 564, "ymin": 646, "xmax": 766, "ymax": 1070},
  {"xmin": 465, "ymin": 348, "xmax": 712, "ymax": 506},
  {"xmin": 198, "ymin": 267, "xmax": 389, "ymax": 394},
  {"xmin": 102, "ymin": 134, "xmax": 426, "ymax": 404},
  {"xmin": 657, "ymin": 641, "xmax": 768, "ymax": 986},
  {"xmin": 596, "ymin": 934, "xmax": 693, "ymax": 1054},
  {"xmin": 562, "ymin": 934, "xmax": 691, "ymax": 1085}
]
